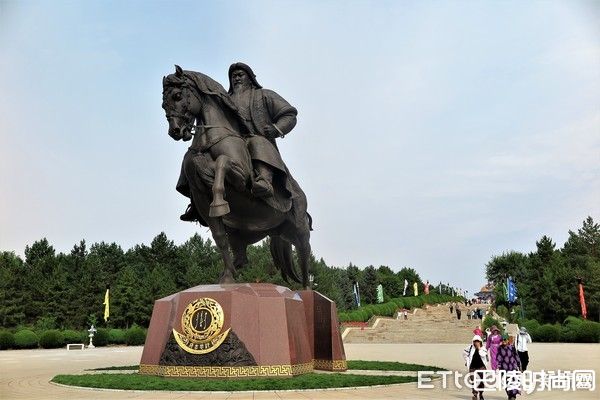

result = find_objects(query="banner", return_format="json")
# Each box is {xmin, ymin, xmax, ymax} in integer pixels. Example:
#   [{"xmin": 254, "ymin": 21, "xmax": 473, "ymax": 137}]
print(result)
[
  {"xmin": 578, "ymin": 278, "xmax": 587, "ymax": 319},
  {"xmin": 413, "ymin": 282, "xmax": 418, "ymax": 296},
  {"xmin": 376, "ymin": 284, "xmax": 384, "ymax": 303},
  {"xmin": 403, "ymin": 279, "xmax": 408, "ymax": 296},
  {"xmin": 103, "ymin": 288, "xmax": 110, "ymax": 322},
  {"xmin": 353, "ymin": 281, "xmax": 361, "ymax": 307},
  {"xmin": 508, "ymin": 276, "xmax": 518, "ymax": 303}
]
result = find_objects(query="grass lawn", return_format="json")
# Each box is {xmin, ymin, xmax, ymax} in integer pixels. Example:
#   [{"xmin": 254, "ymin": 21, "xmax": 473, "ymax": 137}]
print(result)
[
  {"xmin": 52, "ymin": 372, "xmax": 416, "ymax": 391},
  {"xmin": 346, "ymin": 360, "xmax": 441, "ymax": 371},
  {"xmin": 90, "ymin": 360, "xmax": 440, "ymax": 372}
]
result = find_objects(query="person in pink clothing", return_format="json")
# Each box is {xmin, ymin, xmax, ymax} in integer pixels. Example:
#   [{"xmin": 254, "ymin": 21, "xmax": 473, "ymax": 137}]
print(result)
[
  {"xmin": 473, "ymin": 326, "xmax": 483, "ymax": 337},
  {"xmin": 486, "ymin": 325, "xmax": 502, "ymax": 369}
]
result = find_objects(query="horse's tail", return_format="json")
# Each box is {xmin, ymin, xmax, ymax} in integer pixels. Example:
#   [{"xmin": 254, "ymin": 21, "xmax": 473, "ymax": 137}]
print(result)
[{"xmin": 270, "ymin": 236, "xmax": 301, "ymax": 284}]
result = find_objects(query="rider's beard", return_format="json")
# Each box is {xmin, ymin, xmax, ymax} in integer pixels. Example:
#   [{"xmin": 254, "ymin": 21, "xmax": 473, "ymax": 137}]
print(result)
[{"xmin": 233, "ymin": 81, "xmax": 251, "ymax": 94}]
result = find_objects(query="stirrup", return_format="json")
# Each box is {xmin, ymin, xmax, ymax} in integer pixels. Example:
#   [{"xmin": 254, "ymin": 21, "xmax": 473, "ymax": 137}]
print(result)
[{"xmin": 180, "ymin": 204, "xmax": 199, "ymax": 222}]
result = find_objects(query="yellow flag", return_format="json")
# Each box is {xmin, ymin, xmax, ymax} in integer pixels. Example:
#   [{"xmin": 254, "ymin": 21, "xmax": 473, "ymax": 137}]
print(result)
[{"xmin": 103, "ymin": 289, "xmax": 110, "ymax": 322}]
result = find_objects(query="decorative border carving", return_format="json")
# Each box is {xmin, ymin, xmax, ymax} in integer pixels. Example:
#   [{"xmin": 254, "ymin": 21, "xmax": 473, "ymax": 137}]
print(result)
[
  {"xmin": 314, "ymin": 359, "xmax": 348, "ymax": 371},
  {"xmin": 139, "ymin": 361, "xmax": 314, "ymax": 378}
]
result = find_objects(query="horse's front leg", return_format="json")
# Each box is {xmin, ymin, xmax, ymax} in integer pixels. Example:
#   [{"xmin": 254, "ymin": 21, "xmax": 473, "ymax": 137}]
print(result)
[
  {"xmin": 207, "ymin": 217, "xmax": 236, "ymax": 284},
  {"xmin": 209, "ymin": 154, "xmax": 231, "ymax": 217}
]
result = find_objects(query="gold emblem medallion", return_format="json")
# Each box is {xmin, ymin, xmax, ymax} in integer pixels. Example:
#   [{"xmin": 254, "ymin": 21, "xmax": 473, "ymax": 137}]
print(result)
[{"xmin": 173, "ymin": 297, "xmax": 230, "ymax": 354}]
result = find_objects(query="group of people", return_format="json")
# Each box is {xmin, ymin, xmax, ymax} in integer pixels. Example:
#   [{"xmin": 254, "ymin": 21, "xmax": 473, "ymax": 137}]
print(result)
[{"xmin": 463, "ymin": 325, "xmax": 532, "ymax": 400}]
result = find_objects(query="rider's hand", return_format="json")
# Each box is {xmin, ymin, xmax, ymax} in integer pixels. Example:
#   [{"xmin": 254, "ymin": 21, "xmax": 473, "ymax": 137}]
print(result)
[{"xmin": 262, "ymin": 124, "xmax": 278, "ymax": 139}]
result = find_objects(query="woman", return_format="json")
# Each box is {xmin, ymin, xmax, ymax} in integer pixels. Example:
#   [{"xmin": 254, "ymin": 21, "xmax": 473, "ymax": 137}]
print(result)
[
  {"xmin": 463, "ymin": 335, "xmax": 489, "ymax": 400},
  {"xmin": 486, "ymin": 325, "xmax": 502, "ymax": 369},
  {"xmin": 497, "ymin": 334, "xmax": 522, "ymax": 400}
]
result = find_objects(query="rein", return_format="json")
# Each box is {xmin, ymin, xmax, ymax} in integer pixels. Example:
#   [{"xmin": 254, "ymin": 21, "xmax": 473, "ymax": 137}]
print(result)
[{"xmin": 190, "ymin": 124, "xmax": 239, "ymax": 136}]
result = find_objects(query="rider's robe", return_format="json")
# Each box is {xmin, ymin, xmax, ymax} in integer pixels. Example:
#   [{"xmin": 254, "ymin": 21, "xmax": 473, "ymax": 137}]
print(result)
[{"xmin": 176, "ymin": 84, "xmax": 298, "ymax": 217}]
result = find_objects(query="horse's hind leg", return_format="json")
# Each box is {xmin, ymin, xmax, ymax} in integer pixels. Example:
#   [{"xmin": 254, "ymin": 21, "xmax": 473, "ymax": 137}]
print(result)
[
  {"xmin": 229, "ymin": 233, "xmax": 249, "ymax": 270},
  {"xmin": 296, "ymin": 232, "xmax": 311, "ymax": 289}
]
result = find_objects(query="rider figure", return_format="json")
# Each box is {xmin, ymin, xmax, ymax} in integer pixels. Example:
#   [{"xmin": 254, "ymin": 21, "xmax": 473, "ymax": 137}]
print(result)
[{"xmin": 181, "ymin": 62, "xmax": 298, "ymax": 221}]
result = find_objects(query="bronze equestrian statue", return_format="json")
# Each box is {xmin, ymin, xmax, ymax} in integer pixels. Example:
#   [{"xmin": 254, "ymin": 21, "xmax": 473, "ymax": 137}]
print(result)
[{"xmin": 162, "ymin": 64, "xmax": 312, "ymax": 287}]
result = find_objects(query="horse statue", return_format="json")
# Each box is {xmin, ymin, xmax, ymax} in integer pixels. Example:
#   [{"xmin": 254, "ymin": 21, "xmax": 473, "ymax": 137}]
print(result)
[{"xmin": 162, "ymin": 65, "xmax": 312, "ymax": 287}]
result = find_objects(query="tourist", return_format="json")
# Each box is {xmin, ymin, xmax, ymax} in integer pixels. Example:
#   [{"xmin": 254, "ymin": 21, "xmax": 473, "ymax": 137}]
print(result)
[
  {"xmin": 486, "ymin": 325, "xmax": 502, "ymax": 369},
  {"xmin": 456, "ymin": 305, "xmax": 462, "ymax": 320},
  {"xmin": 497, "ymin": 334, "xmax": 521, "ymax": 400},
  {"xmin": 463, "ymin": 334, "xmax": 489, "ymax": 400},
  {"xmin": 473, "ymin": 325, "xmax": 483, "ymax": 337},
  {"xmin": 450, "ymin": 303, "xmax": 454, "ymax": 314},
  {"xmin": 403, "ymin": 309, "xmax": 408, "ymax": 320},
  {"xmin": 516, "ymin": 326, "xmax": 532, "ymax": 370}
]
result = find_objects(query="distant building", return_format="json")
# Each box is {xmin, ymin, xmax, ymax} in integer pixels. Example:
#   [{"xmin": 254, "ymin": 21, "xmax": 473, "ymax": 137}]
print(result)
[{"xmin": 475, "ymin": 283, "xmax": 495, "ymax": 302}]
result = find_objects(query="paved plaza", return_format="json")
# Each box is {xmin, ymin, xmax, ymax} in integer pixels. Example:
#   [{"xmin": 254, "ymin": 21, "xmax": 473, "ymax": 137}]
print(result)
[{"xmin": 0, "ymin": 343, "xmax": 598, "ymax": 399}]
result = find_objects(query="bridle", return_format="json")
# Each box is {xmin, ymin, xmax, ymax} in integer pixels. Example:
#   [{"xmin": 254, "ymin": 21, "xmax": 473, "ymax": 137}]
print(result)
[{"xmin": 163, "ymin": 80, "xmax": 236, "ymax": 137}]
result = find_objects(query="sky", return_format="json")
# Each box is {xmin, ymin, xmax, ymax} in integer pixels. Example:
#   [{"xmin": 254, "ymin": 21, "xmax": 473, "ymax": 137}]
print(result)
[{"xmin": 0, "ymin": 0, "xmax": 598, "ymax": 296}]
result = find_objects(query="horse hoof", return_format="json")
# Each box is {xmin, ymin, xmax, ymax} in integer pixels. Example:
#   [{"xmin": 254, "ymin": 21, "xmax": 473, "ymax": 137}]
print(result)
[
  {"xmin": 209, "ymin": 201, "xmax": 230, "ymax": 217},
  {"xmin": 219, "ymin": 272, "xmax": 236, "ymax": 284}
]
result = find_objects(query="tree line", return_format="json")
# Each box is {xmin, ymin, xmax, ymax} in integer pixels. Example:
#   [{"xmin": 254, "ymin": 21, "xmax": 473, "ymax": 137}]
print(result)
[
  {"xmin": 486, "ymin": 216, "xmax": 600, "ymax": 323},
  {"xmin": 0, "ymin": 233, "xmax": 439, "ymax": 330}
]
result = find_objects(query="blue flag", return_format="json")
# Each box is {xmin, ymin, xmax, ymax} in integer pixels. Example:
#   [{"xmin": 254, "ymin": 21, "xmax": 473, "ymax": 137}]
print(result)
[{"xmin": 508, "ymin": 276, "xmax": 518, "ymax": 303}]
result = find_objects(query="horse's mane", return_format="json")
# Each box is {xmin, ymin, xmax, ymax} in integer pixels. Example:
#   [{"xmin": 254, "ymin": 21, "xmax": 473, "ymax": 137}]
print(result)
[{"xmin": 164, "ymin": 70, "xmax": 248, "ymax": 134}]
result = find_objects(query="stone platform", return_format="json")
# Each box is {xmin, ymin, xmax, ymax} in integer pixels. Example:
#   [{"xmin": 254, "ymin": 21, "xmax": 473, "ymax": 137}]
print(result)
[{"xmin": 139, "ymin": 283, "xmax": 346, "ymax": 378}]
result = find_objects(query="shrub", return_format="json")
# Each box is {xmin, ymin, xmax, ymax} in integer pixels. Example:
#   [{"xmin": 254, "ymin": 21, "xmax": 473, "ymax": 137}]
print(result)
[
  {"xmin": 0, "ymin": 331, "xmax": 15, "ymax": 349},
  {"xmin": 482, "ymin": 315, "xmax": 501, "ymax": 332},
  {"xmin": 338, "ymin": 313, "xmax": 350, "ymax": 323},
  {"xmin": 559, "ymin": 317, "xmax": 581, "ymax": 342},
  {"xmin": 108, "ymin": 329, "xmax": 126, "ymax": 345},
  {"xmin": 62, "ymin": 330, "xmax": 86, "ymax": 344},
  {"xmin": 14, "ymin": 329, "xmax": 39, "ymax": 349},
  {"xmin": 496, "ymin": 305, "xmax": 509, "ymax": 319},
  {"xmin": 573, "ymin": 321, "xmax": 600, "ymax": 343},
  {"xmin": 92, "ymin": 328, "xmax": 109, "ymax": 347},
  {"xmin": 563, "ymin": 316, "xmax": 583, "ymax": 326},
  {"xmin": 522, "ymin": 319, "xmax": 540, "ymax": 335},
  {"xmin": 533, "ymin": 324, "xmax": 560, "ymax": 342},
  {"xmin": 125, "ymin": 325, "xmax": 147, "ymax": 346},
  {"xmin": 39, "ymin": 330, "xmax": 65, "ymax": 349}
]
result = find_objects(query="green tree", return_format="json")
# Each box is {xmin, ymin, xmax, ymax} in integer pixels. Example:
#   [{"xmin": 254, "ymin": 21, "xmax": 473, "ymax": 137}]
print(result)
[{"xmin": 362, "ymin": 266, "xmax": 378, "ymax": 304}]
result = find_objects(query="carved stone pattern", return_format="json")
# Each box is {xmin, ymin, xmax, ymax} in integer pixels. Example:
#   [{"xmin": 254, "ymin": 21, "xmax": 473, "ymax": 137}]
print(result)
[
  {"xmin": 314, "ymin": 359, "xmax": 348, "ymax": 371},
  {"xmin": 139, "ymin": 362, "xmax": 314, "ymax": 378},
  {"xmin": 159, "ymin": 331, "xmax": 257, "ymax": 366}
]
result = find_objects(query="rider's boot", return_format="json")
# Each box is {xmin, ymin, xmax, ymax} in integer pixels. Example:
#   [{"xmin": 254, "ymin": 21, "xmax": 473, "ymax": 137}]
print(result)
[
  {"xmin": 180, "ymin": 202, "xmax": 200, "ymax": 222},
  {"xmin": 251, "ymin": 162, "xmax": 274, "ymax": 198}
]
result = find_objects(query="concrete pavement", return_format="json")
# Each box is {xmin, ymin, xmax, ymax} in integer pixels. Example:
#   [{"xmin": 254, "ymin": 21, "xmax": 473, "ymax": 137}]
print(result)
[{"xmin": 0, "ymin": 343, "xmax": 598, "ymax": 399}]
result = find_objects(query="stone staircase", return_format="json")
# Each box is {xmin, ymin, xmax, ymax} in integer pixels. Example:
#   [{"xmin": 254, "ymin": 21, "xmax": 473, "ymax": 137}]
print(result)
[{"xmin": 343, "ymin": 303, "xmax": 490, "ymax": 344}]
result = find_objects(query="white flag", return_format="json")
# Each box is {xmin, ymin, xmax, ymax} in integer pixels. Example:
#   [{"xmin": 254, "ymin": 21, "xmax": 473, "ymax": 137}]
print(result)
[{"xmin": 403, "ymin": 279, "xmax": 408, "ymax": 296}]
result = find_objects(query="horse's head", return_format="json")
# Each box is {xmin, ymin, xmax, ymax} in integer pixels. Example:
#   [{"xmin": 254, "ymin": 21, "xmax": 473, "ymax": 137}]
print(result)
[{"xmin": 162, "ymin": 65, "xmax": 202, "ymax": 141}]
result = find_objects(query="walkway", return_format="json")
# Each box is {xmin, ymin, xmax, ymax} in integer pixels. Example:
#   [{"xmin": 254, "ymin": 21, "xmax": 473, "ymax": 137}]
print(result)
[{"xmin": 1, "ymin": 343, "xmax": 597, "ymax": 399}]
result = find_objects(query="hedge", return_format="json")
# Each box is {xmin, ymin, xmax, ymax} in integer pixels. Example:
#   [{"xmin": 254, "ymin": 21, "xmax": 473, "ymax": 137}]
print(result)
[
  {"xmin": 125, "ymin": 325, "xmax": 146, "ymax": 346},
  {"xmin": 39, "ymin": 330, "xmax": 65, "ymax": 349},
  {"xmin": 533, "ymin": 324, "xmax": 561, "ymax": 342},
  {"xmin": 108, "ymin": 329, "xmax": 126, "ymax": 345},
  {"xmin": 14, "ymin": 329, "xmax": 39, "ymax": 349},
  {"xmin": 0, "ymin": 331, "xmax": 15, "ymax": 349},
  {"xmin": 62, "ymin": 329, "xmax": 86, "ymax": 344},
  {"xmin": 92, "ymin": 328, "xmax": 109, "ymax": 347},
  {"xmin": 338, "ymin": 294, "xmax": 463, "ymax": 322}
]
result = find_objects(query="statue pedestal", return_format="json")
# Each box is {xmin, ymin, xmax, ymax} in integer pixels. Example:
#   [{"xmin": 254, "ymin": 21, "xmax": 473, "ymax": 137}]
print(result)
[{"xmin": 139, "ymin": 283, "xmax": 346, "ymax": 378}]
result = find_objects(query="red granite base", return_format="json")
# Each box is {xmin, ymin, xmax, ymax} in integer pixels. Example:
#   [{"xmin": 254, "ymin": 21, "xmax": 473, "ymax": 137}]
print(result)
[{"xmin": 139, "ymin": 283, "xmax": 346, "ymax": 378}]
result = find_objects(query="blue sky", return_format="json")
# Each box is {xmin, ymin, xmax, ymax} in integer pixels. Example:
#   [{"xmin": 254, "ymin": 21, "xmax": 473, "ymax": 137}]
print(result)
[{"xmin": 0, "ymin": 0, "xmax": 598, "ymax": 295}]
